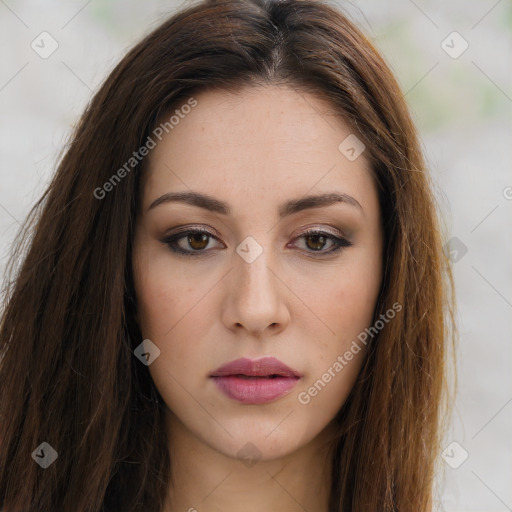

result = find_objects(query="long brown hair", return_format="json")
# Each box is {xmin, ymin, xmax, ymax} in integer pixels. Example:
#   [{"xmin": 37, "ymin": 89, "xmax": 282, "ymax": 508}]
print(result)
[{"xmin": 0, "ymin": 0, "xmax": 456, "ymax": 510}]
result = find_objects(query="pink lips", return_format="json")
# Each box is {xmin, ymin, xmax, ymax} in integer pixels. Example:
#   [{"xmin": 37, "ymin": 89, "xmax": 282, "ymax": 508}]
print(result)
[{"xmin": 210, "ymin": 357, "xmax": 301, "ymax": 404}]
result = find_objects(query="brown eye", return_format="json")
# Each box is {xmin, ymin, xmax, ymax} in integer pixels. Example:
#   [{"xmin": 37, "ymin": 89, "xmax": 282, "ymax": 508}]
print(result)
[
  {"xmin": 187, "ymin": 233, "xmax": 209, "ymax": 250},
  {"xmin": 162, "ymin": 228, "xmax": 223, "ymax": 256},
  {"xmin": 304, "ymin": 234, "xmax": 329, "ymax": 251},
  {"xmin": 163, "ymin": 227, "xmax": 352, "ymax": 258},
  {"xmin": 293, "ymin": 229, "xmax": 353, "ymax": 256}
]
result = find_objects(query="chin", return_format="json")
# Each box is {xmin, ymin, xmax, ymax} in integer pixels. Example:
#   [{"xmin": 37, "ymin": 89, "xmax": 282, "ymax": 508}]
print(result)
[{"xmin": 206, "ymin": 420, "xmax": 322, "ymax": 462}]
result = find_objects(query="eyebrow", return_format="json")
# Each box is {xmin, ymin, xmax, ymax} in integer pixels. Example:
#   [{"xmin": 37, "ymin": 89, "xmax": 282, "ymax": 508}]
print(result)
[{"xmin": 147, "ymin": 191, "xmax": 364, "ymax": 217}]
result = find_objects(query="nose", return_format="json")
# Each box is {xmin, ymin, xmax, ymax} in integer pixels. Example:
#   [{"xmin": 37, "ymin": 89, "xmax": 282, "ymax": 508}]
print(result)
[{"xmin": 221, "ymin": 245, "xmax": 290, "ymax": 337}]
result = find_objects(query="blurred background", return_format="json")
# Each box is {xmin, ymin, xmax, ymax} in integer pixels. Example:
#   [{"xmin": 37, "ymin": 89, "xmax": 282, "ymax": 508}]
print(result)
[{"xmin": 0, "ymin": 0, "xmax": 511, "ymax": 510}]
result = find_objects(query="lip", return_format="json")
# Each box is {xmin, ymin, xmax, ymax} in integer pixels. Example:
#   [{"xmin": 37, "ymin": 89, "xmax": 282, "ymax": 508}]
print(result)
[{"xmin": 210, "ymin": 357, "xmax": 301, "ymax": 405}]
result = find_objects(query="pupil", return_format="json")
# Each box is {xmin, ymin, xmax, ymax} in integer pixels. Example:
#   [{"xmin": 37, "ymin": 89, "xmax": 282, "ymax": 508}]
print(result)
[
  {"xmin": 189, "ymin": 233, "xmax": 208, "ymax": 250},
  {"xmin": 306, "ymin": 235, "xmax": 325, "ymax": 251}
]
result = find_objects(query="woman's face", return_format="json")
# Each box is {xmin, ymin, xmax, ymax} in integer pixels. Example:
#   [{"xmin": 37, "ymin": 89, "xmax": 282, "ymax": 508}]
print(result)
[{"xmin": 132, "ymin": 84, "xmax": 383, "ymax": 461}]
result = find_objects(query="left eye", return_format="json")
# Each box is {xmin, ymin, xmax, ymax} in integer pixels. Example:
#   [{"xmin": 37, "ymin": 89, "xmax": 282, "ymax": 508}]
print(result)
[
  {"xmin": 292, "ymin": 230, "xmax": 353, "ymax": 254},
  {"xmin": 162, "ymin": 228, "xmax": 352, "ymax": 257}
]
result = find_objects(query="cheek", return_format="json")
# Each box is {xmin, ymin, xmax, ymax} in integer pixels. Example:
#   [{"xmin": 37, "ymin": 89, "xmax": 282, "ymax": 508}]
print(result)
[
  {"xmin": 331, "ymin": 271, "xmax": 380, "ymax": 339},
  {"xmin": 136, "ymin": 276, "xmax": 177, "ymax": 339},
  {"xmin": 295, "ymin": 253, "xmax": 381, "ymax": 408},
  {"xmin": 133, "ymin": 256, "xmax": 220, "ymax": 382},
  {"xmin": 134, "ymin": 250, "xmax": 206, "ymax": 339},
  {"xmin": 303, "ymin": 257, "xmax": 381, "ymax": 349}
]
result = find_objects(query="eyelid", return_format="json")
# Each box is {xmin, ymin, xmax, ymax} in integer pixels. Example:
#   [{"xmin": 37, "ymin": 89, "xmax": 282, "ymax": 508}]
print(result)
[
  {"xmin": 293, "ymin": 223, "xmax": 348, "ymax": 239},
  {"xmin": 164, "ymin": 223, "xmax": 223, "ymax": 239}
]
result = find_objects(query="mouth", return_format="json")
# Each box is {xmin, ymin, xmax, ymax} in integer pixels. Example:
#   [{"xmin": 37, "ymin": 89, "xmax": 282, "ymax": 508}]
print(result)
[
  {"xmin": 227, "ymin": 374, "xmax": 290, "ymax": 379},
  {"xmin": 210, "ymin": 357, "xmax": 301, "ymax": 404}
]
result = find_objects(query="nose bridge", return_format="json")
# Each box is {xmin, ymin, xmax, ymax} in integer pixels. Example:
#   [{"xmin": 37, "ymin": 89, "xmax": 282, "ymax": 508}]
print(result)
[
  {"xmin": 234, "ymin": 238, "xmax": 278, "ymax": 306},
  {"xmin": 223, "ymin": 234, "xmax": 289, "ymax": 334}
]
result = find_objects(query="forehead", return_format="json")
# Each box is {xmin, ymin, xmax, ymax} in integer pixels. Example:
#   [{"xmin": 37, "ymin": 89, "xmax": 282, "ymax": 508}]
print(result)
[{"xmin": 141, "ymin": 85, "xmax": 376, "ymax": 216}]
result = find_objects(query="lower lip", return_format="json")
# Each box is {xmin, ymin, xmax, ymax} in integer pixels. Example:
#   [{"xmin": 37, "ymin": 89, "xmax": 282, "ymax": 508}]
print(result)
[{"xmin": 211, "ymin": 375, "xmax": 300, "ymax": 404}]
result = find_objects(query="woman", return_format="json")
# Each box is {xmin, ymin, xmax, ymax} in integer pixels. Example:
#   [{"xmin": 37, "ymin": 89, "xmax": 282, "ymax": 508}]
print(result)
[{"xmin": 0, "ymin": 0, "xmax": 455, "ymax": 510}]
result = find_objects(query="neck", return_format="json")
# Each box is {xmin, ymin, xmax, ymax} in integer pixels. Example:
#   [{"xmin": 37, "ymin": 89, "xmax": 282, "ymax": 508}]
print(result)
[{"xmin": 163, "ymin": 409, "xmax": 337, "ymax": 512}]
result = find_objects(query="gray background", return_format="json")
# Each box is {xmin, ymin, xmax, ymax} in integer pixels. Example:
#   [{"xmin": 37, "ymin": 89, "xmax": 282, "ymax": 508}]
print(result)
[{"xmin": 0, "ymin": 1, "xmax": 511, "ymax": 510}]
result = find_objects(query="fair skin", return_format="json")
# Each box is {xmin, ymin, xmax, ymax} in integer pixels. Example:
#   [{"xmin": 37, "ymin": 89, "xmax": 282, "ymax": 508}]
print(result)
[{"xmin": 132, "ymin": 84, "xmax": 383, "ymax": 512}]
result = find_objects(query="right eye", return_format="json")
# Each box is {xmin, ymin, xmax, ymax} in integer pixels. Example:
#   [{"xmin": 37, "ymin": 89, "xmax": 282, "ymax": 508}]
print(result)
[{"xmin": 162, "ymin": 228, "xmax": 224, "ymax": 257}]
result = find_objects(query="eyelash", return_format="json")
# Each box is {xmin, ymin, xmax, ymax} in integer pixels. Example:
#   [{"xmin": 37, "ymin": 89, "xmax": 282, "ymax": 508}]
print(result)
[{"xmin": 161, "ymin": 227, "xmax": 353, "ymax": 257}]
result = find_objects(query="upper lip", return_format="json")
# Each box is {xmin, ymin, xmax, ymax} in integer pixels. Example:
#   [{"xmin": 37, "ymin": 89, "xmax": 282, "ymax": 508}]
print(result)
[{"xmin": 210, "ymin": 357, "xmax": 301, "ymax": 378}]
